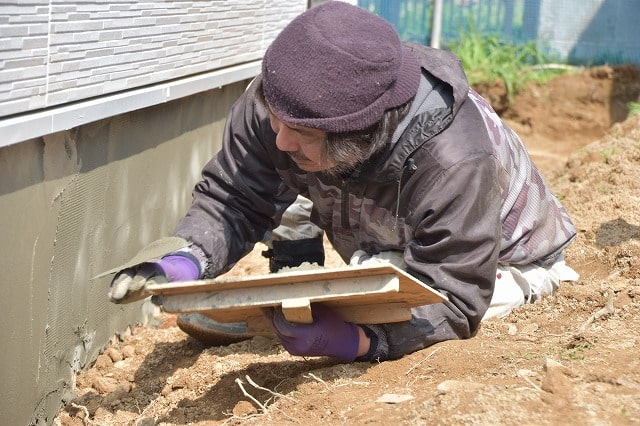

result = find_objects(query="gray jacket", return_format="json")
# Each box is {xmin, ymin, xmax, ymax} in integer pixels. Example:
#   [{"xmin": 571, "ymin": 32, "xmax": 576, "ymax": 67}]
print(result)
[{"xmin": 173, "ymin": 43, "xmax": 576, "ymax": 360}]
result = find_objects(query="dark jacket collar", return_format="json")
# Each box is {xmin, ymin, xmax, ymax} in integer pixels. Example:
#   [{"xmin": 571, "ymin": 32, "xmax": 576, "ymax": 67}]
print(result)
[{"xmin": 355, "ymin": 43, "xmax": 469, "ymax": 183}]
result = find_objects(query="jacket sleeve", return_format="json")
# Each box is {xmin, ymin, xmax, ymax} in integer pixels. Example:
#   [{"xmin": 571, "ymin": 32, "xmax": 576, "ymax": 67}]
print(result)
[
  {"xmin": 172, "ymin": 83, "xmax": 297, "ymax": 278},
  {"xmin": 374, "ymin": 153, "xmax": 502, "ymax": 361}
]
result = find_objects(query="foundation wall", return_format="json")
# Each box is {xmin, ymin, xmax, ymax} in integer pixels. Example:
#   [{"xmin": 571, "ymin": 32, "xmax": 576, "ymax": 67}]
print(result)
[{"xmin": 0, "ymin": 80, "xmax": 249, "ymax": 425}]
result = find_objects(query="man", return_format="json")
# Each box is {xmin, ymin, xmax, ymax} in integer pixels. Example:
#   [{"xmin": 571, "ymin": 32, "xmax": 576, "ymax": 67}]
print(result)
[{"xmin": 107, "ymin": 2, "xmax": 577, "ymax": 362}]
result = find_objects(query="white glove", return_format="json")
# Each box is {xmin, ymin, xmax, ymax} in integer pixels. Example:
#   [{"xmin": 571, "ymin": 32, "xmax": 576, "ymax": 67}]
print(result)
[
  {"xmin": 108, "ymin": 263, "xmax": 168, "ymax": 304},
  {"xmin": 349, "ymin": 250, "xmax": 406, "ymax": 269}
]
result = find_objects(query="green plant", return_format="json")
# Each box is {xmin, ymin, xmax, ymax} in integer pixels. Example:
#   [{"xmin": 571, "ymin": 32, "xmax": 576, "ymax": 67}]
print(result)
[
  {"xmin": 601, "ymin": 148, "xmax": 616, "ymax": 164},
  {"xmin": 628, "ymin": 101, "xmax": 640, "ymax": 116},
  {"xmin": 446, "ymin": 19, "xmax": 566, "ymax": 103},
  {"xmin": 557, "ymin": 341, "xmax": 593, "ymax": 361}
]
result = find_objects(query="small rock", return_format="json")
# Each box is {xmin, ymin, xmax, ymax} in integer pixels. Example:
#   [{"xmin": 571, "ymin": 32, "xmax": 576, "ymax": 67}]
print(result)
[
  {"xmin": 544, "ymin": 358, "xmax": 576, "ymax": 377},
  {"xmin": 93, "ymin": 354, "xmax": 113, "ymax": 371},
  {"xmin": 65, "ymin": 403, "xmax": 89, "ymax": 420},
  {"xmin": 607, "ymin": 277, "xmax": 627, "ymax": 292},
  {"xmin": 122, "ymin": 345, "xmax": 136, "ymax": 359},
  {"xmin": 376, "ymin": 393, "xmax": 414, "ymax": 404},
  {"xmin": 540, "ymin": 358, "xmax": 576, "ymax": 395},
  {"xmin": 232, "ymin": 400, "xmax": 258, "ymax": 417},
  {"xmin": 517, "ymin": 369, "xmax": 537, "ymax": 378},
  {"xmin": 160, "ymin": 384, "xmax": 172, "ymax": 397},
  {"xmin": 93, "ymin": 376, "xmax": 120, "ymax": 393},
  {"xmin": 544, "ymin": 358, "xmax": 563, "ymax": 369},
  {"xmin": 113, "ymin": 360, "xmax": 129, "ymax": 369},
  {"xmin": 135, "ymin": 417, "xmax": 156, "ymax": 426},
  {"xmin": 541, "ymin": 366, "xmax": 573, "ymax": 394},
  {"xmin": 105, "ymin": 347, "xmax": 123, "ymax": 362},
  {"xmin": 170, "ymin": 369, "xmax": 190, "ymax": 390}
]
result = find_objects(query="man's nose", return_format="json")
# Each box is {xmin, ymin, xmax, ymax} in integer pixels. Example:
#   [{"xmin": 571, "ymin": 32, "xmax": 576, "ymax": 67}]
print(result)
[{"xmin": 275, "ymin": 127, "xmax": 300, "ymax": 152}]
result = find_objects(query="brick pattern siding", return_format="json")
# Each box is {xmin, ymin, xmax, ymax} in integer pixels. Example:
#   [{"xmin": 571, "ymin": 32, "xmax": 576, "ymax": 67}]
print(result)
[{"xmin": 0, "ymin": 1, "xmax": 306, "ymax": 117}]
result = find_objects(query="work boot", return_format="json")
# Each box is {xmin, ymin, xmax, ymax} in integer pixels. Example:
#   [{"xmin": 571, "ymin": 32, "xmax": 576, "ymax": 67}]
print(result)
[
  {"xmin": 176, "ymin": 313, "xmax": 251, "ymax": 346},
  {"xmin": 262, "ymin": 238, "xmax": 325, "ymax": 273}
]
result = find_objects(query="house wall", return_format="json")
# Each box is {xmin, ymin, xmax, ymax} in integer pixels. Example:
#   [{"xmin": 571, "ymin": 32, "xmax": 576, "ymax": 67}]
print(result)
[
  {"xmin": 0, "ymin": 1, "xmax": 308, "ymax": 424},
  {"xmin": 1, "ymin": 0, "xmax": 300, "ymax": 117},
  {"xmin": 0, "ymin": 79, "xmax": 249, "ymax": 426}
]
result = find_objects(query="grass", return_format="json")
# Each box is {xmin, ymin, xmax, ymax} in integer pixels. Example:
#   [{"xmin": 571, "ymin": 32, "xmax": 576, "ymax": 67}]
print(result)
[
  {"xmin": 564, "ymin": 341, "xmax": 594, "ymax": 360},
  {"xmin": 601, "ymin": 148, "xmax": 616, "ymax": 164},
  {"xmin": 446, "ymin": 23, "xmax": 568, "ymax": 103},
  {"xmin": 628, "ymin": 101, "xmax": 640, "ymax": 116}
]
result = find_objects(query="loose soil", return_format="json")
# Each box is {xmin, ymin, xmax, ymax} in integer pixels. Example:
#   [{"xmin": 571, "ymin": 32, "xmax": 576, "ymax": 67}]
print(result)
[{"xmin": 55, "ymin": 65, "xmax": 640, "ymax": 426}]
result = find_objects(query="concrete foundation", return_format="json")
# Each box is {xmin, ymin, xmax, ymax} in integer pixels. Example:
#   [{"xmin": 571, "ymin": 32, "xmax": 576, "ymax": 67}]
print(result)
[{"xmin": 0, "ymin": 80, "xmax": 249, "ymax": 425}]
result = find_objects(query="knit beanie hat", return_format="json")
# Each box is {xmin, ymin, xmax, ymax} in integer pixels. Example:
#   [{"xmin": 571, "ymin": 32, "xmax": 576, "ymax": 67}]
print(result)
[{"xmin": 262, "ymin": 1, "xmax": 421, "ymax": 133}]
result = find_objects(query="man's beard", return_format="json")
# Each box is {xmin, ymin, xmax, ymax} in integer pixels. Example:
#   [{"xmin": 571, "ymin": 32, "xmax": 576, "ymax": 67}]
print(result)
[
  {"xmin": 320, "ymin": 158, "xmax": 361, "ymax": 178},
  {"xmin": 320, "ymin": 140, "xmax": 387, "ymax": 178},
  {"xmin": 286, "ymin": 150, "xmax": 361, "ymax": 177}
]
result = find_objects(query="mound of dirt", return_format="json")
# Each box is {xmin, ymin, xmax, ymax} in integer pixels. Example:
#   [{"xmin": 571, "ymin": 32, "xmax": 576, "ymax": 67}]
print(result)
[{"xmin": 55, "ymin": 65, "xmax": 640, "ymax": 425}]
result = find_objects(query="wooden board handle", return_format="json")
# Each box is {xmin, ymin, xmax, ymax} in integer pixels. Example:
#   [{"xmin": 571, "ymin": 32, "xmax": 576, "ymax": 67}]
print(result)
[{"xmin": 281, "ymin": 298, "xmax": 313, "ymax": 324}]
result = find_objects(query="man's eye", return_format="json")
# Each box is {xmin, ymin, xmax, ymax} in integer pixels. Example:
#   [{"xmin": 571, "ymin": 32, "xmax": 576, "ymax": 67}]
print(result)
[
  {"xmin": 300, "ymin": 134, "xmax": 323, "ymax": 144},
  {"xmin": 299, "ymin": 132, "xmax": 316, "ymax": 140}
]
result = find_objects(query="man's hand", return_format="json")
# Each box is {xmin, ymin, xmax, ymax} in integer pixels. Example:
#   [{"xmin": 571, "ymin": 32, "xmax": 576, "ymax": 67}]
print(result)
[
  {"xmin": 266, "ymin": 304, "xmax": 361, "ymax": 362},
  {"xmin": 108, "ymin": 254, "xmax": 200, "ymax": 304},
  {"xmin": 108, "ymin": 263, "xmax": 165, "ymax": 304}
]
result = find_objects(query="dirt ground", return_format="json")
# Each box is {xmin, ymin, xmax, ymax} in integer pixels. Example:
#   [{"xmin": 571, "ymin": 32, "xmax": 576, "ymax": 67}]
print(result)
[{"xmin": 55, "ymin": 65, "xmax": 640, "ymax": 426}]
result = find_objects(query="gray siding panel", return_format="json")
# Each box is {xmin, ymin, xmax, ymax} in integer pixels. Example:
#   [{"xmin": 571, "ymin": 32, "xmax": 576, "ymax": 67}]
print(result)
[{"xmin": 1, "ymin": 1, "xmax": 306, "ymax": 117}]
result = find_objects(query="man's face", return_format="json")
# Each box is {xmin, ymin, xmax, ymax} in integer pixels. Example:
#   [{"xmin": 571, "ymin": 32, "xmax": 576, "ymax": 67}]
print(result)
[{"xmin": 268, "ymin": 110, "xmax": 330, "ymax": 172}]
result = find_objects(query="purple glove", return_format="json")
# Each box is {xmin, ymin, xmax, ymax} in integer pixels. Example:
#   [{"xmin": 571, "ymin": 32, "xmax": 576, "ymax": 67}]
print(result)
[
  {"xmin": 108, "ymin": 253, "xmax": 200, "ymax": 304},
  {"xmin": 152, "ymin": 254, "xmax": 200, "ymax": 281},
  {"xmin": 267, "ymin": 304, "xmax": 360, "ymax": 362}
]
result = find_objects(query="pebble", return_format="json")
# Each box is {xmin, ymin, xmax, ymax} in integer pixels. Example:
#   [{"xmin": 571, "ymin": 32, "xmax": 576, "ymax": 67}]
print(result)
[
  {"xmin": 93, "ymin": 376, "xmax": 120, "ymax": 393},
  {"xmin": 376, "ymin": 393, "xmax": 414, "ymax": 404},
  {"xmin": 135, "ymin": 417, "xmax": 156, "ymax": 426},
  {"xmin": 105, "ymin": 347, "xmax": 123, "ymax": 362},
  {"xmin": 232, "ymin": 400, "xmax": 258, "ymax": 417},
  {"xmin": 93, "ymin": 354, "xmax": 113, "ymax": 371},
  {"xmin": 122, "ymin": 345, "xmax": 136, "ymax": 358}
]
